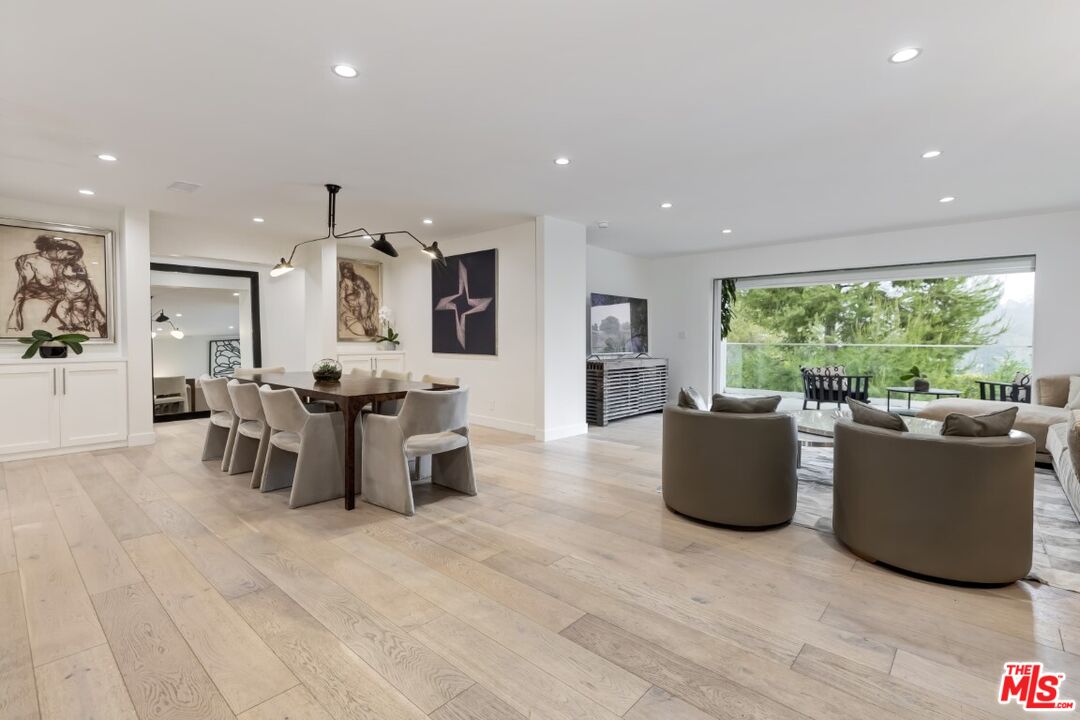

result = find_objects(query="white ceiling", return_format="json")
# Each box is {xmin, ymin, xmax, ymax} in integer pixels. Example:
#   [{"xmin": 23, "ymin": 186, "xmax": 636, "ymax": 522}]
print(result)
[
  {"xmin": 150, "ymin": 286, "xmax": 239, "ymax": 337},
  {"xmin": 3, "ymin": 1, "xmax": 1080, "ymax": 257}
]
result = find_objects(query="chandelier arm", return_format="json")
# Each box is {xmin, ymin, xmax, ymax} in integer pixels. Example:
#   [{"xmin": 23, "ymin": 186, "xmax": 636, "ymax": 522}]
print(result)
[{"xmin": 284, "ymin": 232, "xmax": 332, "ymax": 263}]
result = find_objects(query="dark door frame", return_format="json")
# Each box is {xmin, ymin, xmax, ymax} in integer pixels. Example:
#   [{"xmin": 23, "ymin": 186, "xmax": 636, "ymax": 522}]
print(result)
[{"xmin": 150, "ymin": 262, "xmax": 262, "ymax": 423}]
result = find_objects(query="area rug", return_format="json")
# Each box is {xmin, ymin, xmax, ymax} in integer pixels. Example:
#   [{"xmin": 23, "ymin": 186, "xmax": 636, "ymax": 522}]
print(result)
[{"xmin": 794, "ymin": 447, "xmax": 1080, "ymax": 592}]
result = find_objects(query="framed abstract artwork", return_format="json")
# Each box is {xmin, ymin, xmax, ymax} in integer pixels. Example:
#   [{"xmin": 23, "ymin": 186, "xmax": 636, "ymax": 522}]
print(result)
[
  {"xmin": 337, "ymin": 257, "xmax": 382, "ymax": 341},
  {"xmin": 432, "ymin": 248, "xmax": 497, "ymax": 355},
  {"xmin": 208, "ymin": 338, "xmax": 242, "ymax": 377},
  {"xmin": 0, "ymin": 217, "xmax": 115, "ymax": 342}
]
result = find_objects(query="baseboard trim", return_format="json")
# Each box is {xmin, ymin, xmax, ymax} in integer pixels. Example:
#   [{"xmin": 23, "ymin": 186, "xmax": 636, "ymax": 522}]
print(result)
[
  {"xmin": 128, "ymin": 432, "xmax": 157, "ymax": 447},
  {"xmin": 534, "ymin": 423, "xmax": 589, "ymax": 442},
  {"xmin": 0, "ymin": 439, "xmax": 130, "ymax": 463},
  {"xmin": 468, "ymin": 413, "xmax": 534, "ymax": 436}
]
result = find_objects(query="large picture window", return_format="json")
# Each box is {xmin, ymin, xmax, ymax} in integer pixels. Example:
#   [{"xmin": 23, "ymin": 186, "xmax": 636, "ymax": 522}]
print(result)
[{"xmin": 716, "ymin": 256, "xmax": 1035, "ymax": 399}]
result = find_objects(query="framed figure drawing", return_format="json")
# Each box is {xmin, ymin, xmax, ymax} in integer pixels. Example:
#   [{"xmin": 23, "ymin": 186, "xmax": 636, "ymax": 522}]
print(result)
[
  {"xmin": 0, "ymin": 217, "xmax": 115, "ymax": 342},
  {"xmin": 432, "ymin": 248, "xmax": 497, "ymax": 355},
  {"xmin": 337, "ymin": 257, "xmax": 382, "ymax": 341}
]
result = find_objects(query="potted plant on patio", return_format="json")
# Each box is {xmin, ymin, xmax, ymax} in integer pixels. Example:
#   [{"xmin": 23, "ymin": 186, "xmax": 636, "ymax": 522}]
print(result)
[
  {"xmin": 18, "ymin": 330, "xmax": 89, "ymax": 359},
  {"xmin": 900, "ymin": 365, "xmax": 930, "ymax": 392}
]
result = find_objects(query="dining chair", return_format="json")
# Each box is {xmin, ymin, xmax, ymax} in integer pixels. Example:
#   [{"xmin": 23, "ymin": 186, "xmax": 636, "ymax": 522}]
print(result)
[
  {"xmin": 199, "ymin": 375, "xmax": 238, "ymax": 471},
  {"xmin": 258, "ymin": 386, "xmax": 347, "ymax": 508},
  {"xmin": 226, "ymin": 380, "xmax": 271, "ymax": 482},
  {"xmin": 153, "ymin": 375, "xmax": 190, "ymax": 414},
  {"xmin": 362, "ymin": 387, "xmax": 476, "ymax": 516},
  {"xmin": 233, "ymin": 366, "xmax": 285, "ymax": 379},
  {"xmin": 374, "ymin": 368, "xmax": 413, "ymax": 414},
  {"xmin": 421, "ymin": 374, "xmax": 460, "ymax": 386}
]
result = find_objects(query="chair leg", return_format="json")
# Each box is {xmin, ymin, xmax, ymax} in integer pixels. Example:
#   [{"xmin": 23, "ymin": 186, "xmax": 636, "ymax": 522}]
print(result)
[
  {"xmin": 227, "ymin": 435, "xmax": 258, "ymax": 476},
  {"xmin": 260, "ymin": 446, "xmax": 297, "ymax": 492},
  {"xmin": 431, "ymin": 445, "xmax": 477, "ymax": 497},
  {"xmin": 251, "ymin": 432, "xmax": 271, "ymax": 489},
  {"xmin": 221, "ymin": 419, "xmax": 240, "ymax": 473},
  {"xmin": 201, "ymin": 424, "xmax": 229, "ymax": 462}
]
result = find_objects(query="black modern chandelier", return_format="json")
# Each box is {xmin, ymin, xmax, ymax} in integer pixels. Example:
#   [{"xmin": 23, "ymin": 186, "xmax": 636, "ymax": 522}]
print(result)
[{"xmin": 270, "ymin": 184, "xmax": 446, "ymax": 277}]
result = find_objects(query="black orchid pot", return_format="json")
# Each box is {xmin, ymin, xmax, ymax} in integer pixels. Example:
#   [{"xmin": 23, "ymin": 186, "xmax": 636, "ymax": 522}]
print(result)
[
  {"xmin": 913, "ymin": 378, "xmax": 930, "ymax": 392},
  {"xmin": 38, "ymin": 344, "xmax": 69, "ymax": 359}
]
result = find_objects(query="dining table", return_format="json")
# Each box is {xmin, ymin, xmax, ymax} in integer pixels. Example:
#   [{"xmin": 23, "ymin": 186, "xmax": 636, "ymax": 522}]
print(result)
[{"xmin": 237, "ymin": 371, "xmax": 455, "ymax": 509}]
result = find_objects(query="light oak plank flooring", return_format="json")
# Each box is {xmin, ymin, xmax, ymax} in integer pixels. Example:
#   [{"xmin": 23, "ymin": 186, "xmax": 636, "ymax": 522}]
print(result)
[{"xmin": 0, "ymin": 414, "xmax": 1078, "ymax": 719}]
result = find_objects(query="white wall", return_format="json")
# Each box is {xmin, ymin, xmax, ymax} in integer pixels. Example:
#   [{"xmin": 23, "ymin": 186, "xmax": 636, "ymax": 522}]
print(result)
[
  {"xmin": 536, "ymin": 217, "xmax": 588, "ymax": 440},
  {"xmin": 152, "ymin": 334, "xmax": 236, "ymax": 378},
  {"xmin": 385, "ymin": 221, "xmax": 539, "ymax": 435},
  {"xmin": 587, "ymin": 245, "xmax": 654, "ymax": 301},
  {"xmin": 647, "ymin": 210, "xmax": 1080, "ymax": 399}
]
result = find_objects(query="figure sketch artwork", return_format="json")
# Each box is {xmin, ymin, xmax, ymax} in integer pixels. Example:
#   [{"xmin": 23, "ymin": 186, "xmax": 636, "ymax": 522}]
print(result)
[
  {"xmin": 0, "ymin": 219, "xmax": 112, "ymax": 341},
  {"xmin": 432, "ymin": 248, "xmax": 497, "ymax": 355},
  {"xmin": 337, "ymin": 258, "xmax": 382, "ymax": 341}
]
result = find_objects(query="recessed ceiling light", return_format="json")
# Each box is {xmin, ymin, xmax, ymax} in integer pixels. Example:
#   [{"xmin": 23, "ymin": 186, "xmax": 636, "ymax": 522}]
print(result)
[
  {"xmin": 252, "ymin": 217, "xmax": 265, "ymax": 223},
  {"xmin": 228, "ymin": 325, "xmax": 235, "ymax": 330},
  {"xmin": 175, "ymin": 313, "xmax": 183, "ymax": 317},
  {"xmin": 232, "ymin": 292, "xmax": 240, "ymax": 296},
  {"xmin": 78, "ymin": 188, "xmax": 95, "ymax": 196},
  {"xmin": 91, "ymin": 261, "xmax": 99, "ymax": 265},
  {"xmin": 939, "ymin": 196, "xmax": 956, "ymax": 203},
  {"xmin": 660, "ymin": 202, "xmax": 673, "ymax": 209},
  {"xmin": 889, "ymin": 47, "xmax": 921, "ymax": 64},
  {"xmin": 97, "ymin": 153, "xmax": 117, "ymax": 162},
  {"xmin": 921, "ymin": 149, "xmax": 942, "ymax": 159},
  {"xmin": 721, "ymin": 228, "xmax": 733, "ymax": 234},
  {"xmin": 553, "ymin": 157, "xmax": 571, "ymax": 166},
  {"xmin": 422, "ymin": 218, "xmax": 433, "ymax": 225},
  {"xmin": 332, "ymin": 64, "xmax": 358, "ymax": 78}
]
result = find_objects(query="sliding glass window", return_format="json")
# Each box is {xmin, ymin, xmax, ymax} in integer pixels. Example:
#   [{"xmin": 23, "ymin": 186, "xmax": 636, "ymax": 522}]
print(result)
[{"xmin": 715, "ymin": 256, "xmax": 1035, "ymax": 399}]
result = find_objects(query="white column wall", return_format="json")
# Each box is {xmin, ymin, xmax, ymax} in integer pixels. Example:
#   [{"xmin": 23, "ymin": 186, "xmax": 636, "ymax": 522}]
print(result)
[{"xmin": 535, "ymin": 216, "xmax": 588, "ymax": 441}]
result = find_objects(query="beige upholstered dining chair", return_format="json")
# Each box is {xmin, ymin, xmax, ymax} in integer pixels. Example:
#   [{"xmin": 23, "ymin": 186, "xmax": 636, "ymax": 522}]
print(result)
[
  {"xmin": 374, "ymin": 368, "xmax": 413, "ymax": 414},
  {"xmin": 421, "ymin": 374, "xmax": 460, "ymax": 386},
  {"xmin": 378, "ymin": 369, "xmax": 412, "ymax": 381},
  {"xmin": 362, "ymin": 387, "xmax": 476, "ymax": 515},
  {"xmin": 226, "ymin": 380, "xmax": 271, "ymax": 482},
  {"xmin": 258, "ymin": 386, "xmax": 347, "ymax": 508},
  {"xmin": 199, "ymin": 376, "xmax": 238, "ymax": 471},
  {"xmin": 233, "ymin": 366, "xmax": 285, "ymax": 379},
  {"xmin": 153, "ymin": 375, "xmax": 190, "ymax": 414}
]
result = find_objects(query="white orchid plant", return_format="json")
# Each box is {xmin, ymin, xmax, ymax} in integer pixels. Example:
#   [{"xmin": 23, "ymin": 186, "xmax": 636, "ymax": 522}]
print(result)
[{"xmin": 373, "ymin": 306, "xmax": 400, "ymax": 344}]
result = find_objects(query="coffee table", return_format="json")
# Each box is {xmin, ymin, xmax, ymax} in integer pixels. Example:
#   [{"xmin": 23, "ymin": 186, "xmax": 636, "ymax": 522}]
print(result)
[
  {"xmin": 792, "ymin": 409, "xmax": 943, "ymax": 466},
  {"xmin": 885, "ymin": 386, "xmax": 962, "ymax": 413}
]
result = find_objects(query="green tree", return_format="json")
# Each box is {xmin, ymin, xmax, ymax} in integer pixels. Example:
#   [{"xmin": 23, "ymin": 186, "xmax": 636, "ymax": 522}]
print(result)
[{"xmin": 726, "ymin": 277, "xmax": 1015, "ymax": 397}]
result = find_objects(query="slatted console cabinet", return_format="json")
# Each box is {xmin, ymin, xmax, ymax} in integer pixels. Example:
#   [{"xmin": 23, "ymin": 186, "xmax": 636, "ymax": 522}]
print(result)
[{"xmin": 586, "ymin": 357, "xmax": 669, "ymax": 425}]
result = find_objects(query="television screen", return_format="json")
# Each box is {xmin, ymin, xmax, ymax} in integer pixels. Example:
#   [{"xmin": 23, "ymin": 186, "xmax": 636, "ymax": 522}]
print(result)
[{"xmin": 590, "ymin": 293, "xmax": 648, "ymax": 354}]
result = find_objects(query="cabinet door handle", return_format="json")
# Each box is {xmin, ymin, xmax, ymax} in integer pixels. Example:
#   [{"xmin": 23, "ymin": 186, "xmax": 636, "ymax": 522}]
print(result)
[
  {"xmin": 62, "ymin": 368, "xmax": 67, "ymax": 395},
  {"xmin": 53, "ymin": 368, "xmax": 57, "ymax": 395}
]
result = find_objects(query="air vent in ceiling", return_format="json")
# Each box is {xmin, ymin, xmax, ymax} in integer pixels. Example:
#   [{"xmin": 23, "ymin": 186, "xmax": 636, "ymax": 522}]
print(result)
[{"xmin": 167, "ymin": 180, "xmax": 202, "ymax": 193}]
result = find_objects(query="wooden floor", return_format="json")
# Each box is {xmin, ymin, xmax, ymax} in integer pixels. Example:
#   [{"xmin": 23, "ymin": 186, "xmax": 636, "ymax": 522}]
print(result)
[{"xmin": 2, "ymin": 414, "xmax": 1080, "ymax": 719}]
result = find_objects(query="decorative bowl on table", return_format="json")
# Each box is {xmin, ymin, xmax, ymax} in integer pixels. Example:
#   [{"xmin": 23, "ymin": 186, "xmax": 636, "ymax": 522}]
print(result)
[{"xmin": 312, "ymin": 358, "xmax": 342, "ymax": 382}]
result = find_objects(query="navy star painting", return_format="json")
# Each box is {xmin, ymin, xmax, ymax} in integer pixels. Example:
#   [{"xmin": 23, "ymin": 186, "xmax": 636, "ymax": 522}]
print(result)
[
  {"xmin": 0, "ymin": 219, "xmax": 112, "ymax": 341},
  {"xmin": 432, "ymin": 248, "xmax": 497, "ymax": 355}
]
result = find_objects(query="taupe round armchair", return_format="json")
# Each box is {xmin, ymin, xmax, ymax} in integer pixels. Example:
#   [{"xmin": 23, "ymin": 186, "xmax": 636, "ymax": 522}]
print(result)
[
  {"xmin": 662, "ymin": 406, "xmax": 798, "ymax": 527},
  {"xmin": 833, "ymin": 420, "xmax": 1035, "ymax": 584}
]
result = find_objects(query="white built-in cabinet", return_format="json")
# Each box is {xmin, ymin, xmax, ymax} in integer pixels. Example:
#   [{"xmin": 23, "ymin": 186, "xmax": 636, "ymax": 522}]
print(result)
[
  {"xmin": 338, "ymin": 349, "xmax": 406, "ymax": 376},
  {"xmin": 0, "ymin": 361, "xmax": 127, "ymax": 457}
]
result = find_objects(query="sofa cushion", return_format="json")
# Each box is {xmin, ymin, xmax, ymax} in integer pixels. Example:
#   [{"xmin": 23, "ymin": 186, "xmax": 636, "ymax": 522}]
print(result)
[
  {"xmin": 941, "ymin": 406, "xmax": 1018, "ymax": 437},
  {"xmin": 1066, "ymin": 376, "xmax": 1080, "ymax": 410},
  {"xmin": 847, "ymin": 398, "xmax": 907, "ymax": 432},
  {"xmin": 678, "ymin": 386, "xmax": 708, "ymax": 411},
  {"xmin": 710, "ymin": 394, "xmax": 782, "ymax": 413},
  {"xmin": 918, "ymin": 398, "xmax": 1071, "ymax": 453}
]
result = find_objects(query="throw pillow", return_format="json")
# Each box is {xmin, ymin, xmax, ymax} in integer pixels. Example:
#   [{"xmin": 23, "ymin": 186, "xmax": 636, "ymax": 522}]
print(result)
[
  {"xmin": 846, "ymin": 398, "xmax": 907, "ymax": 432},
  {"xmin": 710, "ymin": 393, "xmax": 782, "ymax": 413},
  {"xmin": 677, "ymin": 386, "xmax": 708, "ymax": 411},
  {"xmin": 1066, "ymin": 376, "xmax": 1080, "ymax": 411},
  {"xmin": 941, "ymin": 406, "xmax": 1019, "ymax": 437}
]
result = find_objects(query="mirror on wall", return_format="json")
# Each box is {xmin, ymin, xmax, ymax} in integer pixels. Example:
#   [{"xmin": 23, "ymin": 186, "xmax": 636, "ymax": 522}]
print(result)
[{"xmin": 150, "ymin": 263, "xmax": 261, "ymax": 422}]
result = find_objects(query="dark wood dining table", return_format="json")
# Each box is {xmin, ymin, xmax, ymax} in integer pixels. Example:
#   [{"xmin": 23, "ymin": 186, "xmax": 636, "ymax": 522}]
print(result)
[{"xmin": 237, "ymin": 372, "xmax": 454, "ymax": 509}]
